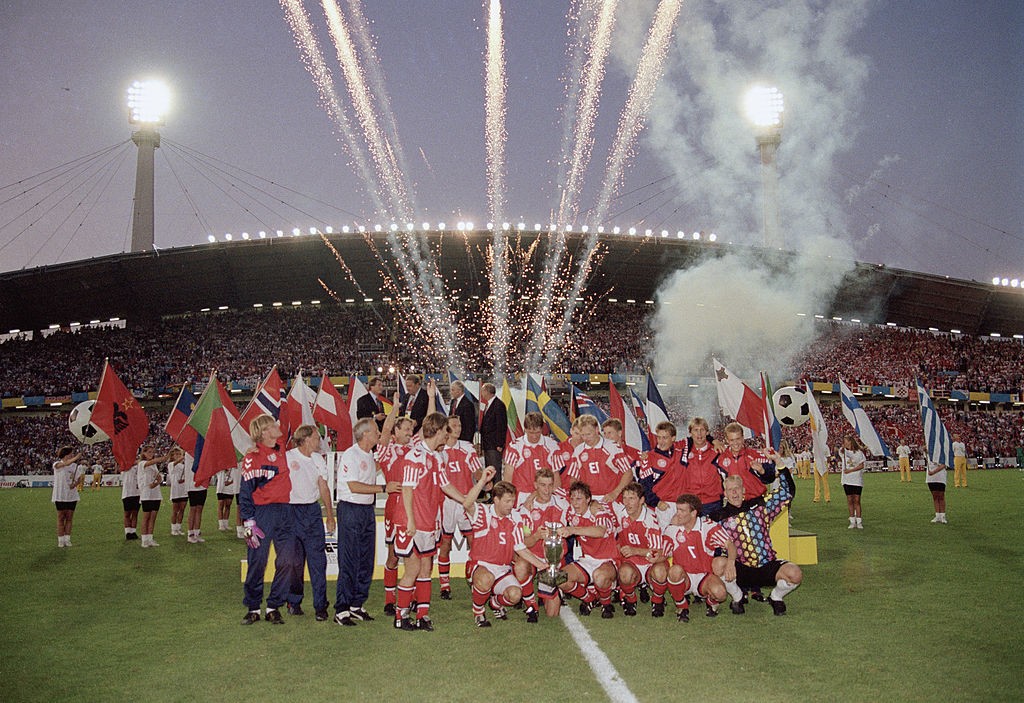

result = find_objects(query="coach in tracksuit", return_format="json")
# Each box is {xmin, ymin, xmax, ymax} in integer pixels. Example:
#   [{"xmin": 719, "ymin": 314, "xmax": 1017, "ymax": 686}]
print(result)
[
  {"xmin": 333, "ymin": 417, "xmax": 389, "ymax": 626},
  {"xmin": 285, "ymin": 425, "xmax": 336, "ymax": 621},
  {"xmin": 239, "ymin": 415, "xmax": 298, "ymax": 625}
]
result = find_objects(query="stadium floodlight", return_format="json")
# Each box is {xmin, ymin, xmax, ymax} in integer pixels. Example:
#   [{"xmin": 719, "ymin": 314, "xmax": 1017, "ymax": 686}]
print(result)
[
  {"xmin": 992, "ymin": 277, "xmax": 1000, "ymax": 285},
  {"xmin": 745, "ymin": 85, "xmax": 784, "ymax": 249},
  {"xmin": 127, "ymin": 79, "xmax": 170, "ymax": 125}
]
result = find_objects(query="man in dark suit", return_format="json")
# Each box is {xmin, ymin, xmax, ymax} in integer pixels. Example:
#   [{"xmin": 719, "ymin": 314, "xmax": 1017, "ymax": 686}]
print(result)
[
  {"xmin": 403, "ymin": 374, "xmax": 429, "ymax": 434},
  {"xmin": 355, "ymin": 377, "xmax": 387, "ymax": 430},
  {"xmin": 448, "ymin": 380, "xmax": 477, "ymax": 443},
  {"xmin": 478, "ymin": 382, "xmax": 507, "ymax": 481}
]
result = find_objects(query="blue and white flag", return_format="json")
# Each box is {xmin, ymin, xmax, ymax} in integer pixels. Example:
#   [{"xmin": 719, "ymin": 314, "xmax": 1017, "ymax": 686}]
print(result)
[
  {"xmin": 916, "ymin": 379, "xmax": 954, "ymax": 466},
  {"xmin": 839, "ymin": 379, "xmax": 891, "ymax": 457}
]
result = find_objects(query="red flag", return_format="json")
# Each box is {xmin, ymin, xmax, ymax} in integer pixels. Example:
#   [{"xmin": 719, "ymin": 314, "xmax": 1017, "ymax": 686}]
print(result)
[
  {"xmin": 186, "ymin": 373, "xmax": 241, "ymax": 488},
  {"xmin": 314, "ymin": 372, "xmax": 351, "ymax": 439},
  {"xmin": 608, "ymin": 380, "xmax": 627, "ymax": 428},
  {"xmin": 92, "ymin": 360, "xmax": 149, "ymax": 471},
  {"xmin": 238, "ymin": 366, "xmax": 283, "ymax": 431},
  {"xmin": 164, "ymin": 383, "xmax": 198, "ymax": 454},
  {"xmin": 280, "ymin": 372, "xmax": 315, "ymax": 440}
]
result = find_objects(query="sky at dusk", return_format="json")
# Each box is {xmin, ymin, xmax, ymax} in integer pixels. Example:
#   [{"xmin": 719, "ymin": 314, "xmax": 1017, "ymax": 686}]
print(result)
[{"xmin": 1, "ymin": 0, "xmax": 1021, "ymax": 284}]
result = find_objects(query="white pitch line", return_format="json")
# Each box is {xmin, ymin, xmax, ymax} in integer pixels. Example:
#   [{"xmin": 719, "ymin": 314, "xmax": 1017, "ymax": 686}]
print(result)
[{"xmin": 560, "ymin": 608, "xmax": 639, "ymax": 703}]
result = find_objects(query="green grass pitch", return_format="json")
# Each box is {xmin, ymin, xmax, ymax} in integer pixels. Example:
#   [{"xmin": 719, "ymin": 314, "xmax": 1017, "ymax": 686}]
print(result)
[{"xmin": 1, "ymin": 470, "xmax": 1022, "ymax": 702}]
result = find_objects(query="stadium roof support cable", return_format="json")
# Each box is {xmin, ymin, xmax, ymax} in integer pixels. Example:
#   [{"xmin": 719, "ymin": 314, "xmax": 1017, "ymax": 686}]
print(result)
[
  {"xmin": 158, "ymin": 146, "xmax": 214, "ymax": 238},
  {"xmin": 0, "ymin": 141, "xmax": 131, "ymax": 204}
]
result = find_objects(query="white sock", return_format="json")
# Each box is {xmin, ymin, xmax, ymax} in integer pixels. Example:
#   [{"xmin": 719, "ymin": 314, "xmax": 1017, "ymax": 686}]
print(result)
[
  {"xmin": 849, "ymin": 517, "xmax": 856, "ymax": 526},
  {"xmin": 724, "ymin": 579, "xmax": 743, "ymax": 603},
  {"xmin": 218, "ymin": 519, "xmax": 228, "ymax": 530},
  {"xmin": 58, "ymin": 536, "xmax": 65, "ymax": 547},
  {"xmin": 770, "ymin": 579, "xmax": 799, "ymax": 600},
  {"xmin": 856, "ymin": 517, "xmax": 863, "ymax": 526},
  {"xmin": 125, "ymin": 527, "xmax": 136, "ymax": 535}
]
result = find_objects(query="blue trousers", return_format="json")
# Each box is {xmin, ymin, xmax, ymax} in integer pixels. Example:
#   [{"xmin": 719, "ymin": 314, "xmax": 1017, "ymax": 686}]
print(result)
[
  {"xmin": 242, "ymin": 503, "xmax": 298, "ymax": 611},
  {"xmin": 334, "ymin": 501, "xmax": 376, "ymax": 611},
  {"xmin": 286, "ymin": 503, "xmax": 329, "ymax": 612}
]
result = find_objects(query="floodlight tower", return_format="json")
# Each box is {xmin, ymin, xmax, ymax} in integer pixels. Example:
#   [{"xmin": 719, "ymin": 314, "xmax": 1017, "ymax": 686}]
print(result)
[
  {"xmin": 744, "ymin": 85, "xmax": 784, "ymax": 249},
  {"xmin": 127, "ymin": 79, "xmax": 170, "ymax": 253}
]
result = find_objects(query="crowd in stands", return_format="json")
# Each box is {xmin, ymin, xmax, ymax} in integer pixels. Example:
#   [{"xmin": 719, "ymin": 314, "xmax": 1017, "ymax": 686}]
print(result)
[{"xmin": 3, "ymin": 306, "xmax": 1024, "ymax": 474}]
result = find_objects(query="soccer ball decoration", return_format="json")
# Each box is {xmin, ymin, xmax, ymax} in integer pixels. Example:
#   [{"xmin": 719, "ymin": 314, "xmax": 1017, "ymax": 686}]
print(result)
[
  {"xmin": 772, "ymin": 387, "xmax": 810, "ymax": 427},
  {"xmin": 68, "ymin": 400, "xmax": 110, "ymax": 445}
]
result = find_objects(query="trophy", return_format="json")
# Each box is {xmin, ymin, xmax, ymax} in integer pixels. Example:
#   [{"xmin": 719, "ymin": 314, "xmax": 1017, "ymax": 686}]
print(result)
[{"xmin": 537, "ymin": 522, "xmax": 567, "ymax": 587}]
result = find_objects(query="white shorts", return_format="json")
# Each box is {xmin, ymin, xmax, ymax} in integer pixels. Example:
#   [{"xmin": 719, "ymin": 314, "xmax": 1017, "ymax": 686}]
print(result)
[
  {"xmin": 441, "ymin": 497, "xmax": 471, "ymax": 536},
  {"xmin": 570, "ymin": 555, "xmax": 616, "ymax": 582},
  {"xmin": 620, "ymin": 560, "xmax": 653, "ymax": 584},
  {"xmin": 673, "ymin": 571, "xmax": 711, "ymax": 597},
  {"xmin": 393, "ymin": 528, "xmax": 440, "ymax": 559},
  {"xmin": 469, "ymin": 561, "xmax": 517, "ymax": 593}
]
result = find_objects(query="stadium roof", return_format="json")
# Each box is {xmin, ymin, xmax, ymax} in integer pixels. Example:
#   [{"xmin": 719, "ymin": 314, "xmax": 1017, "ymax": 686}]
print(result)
[{"xmin": 1, "ymin": 231, "xmax": 1022, "ymax": 336}]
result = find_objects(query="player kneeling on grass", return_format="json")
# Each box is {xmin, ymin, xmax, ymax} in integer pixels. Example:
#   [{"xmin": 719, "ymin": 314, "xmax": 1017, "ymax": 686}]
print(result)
[
  {"xmin": 657, "ymin": 494, "xmax": 732, "ymax": 622},
  {"xmin": 514, "ymin": 467, "xmax": 571, "ymax": 621},
  {"xmin": 464, "ymin": 470, "xmax": 548, "ymax": 627},
  {"xmin": 557, "ymin": 481, "xmax": 619, "ymax": 619},
  {"xmin": 718, "ymin": 471, "xmax": 802, "ymax": 616},
  {"xmin": 612, "ymin": 482, "xmax": 666, "ymax": 617}
]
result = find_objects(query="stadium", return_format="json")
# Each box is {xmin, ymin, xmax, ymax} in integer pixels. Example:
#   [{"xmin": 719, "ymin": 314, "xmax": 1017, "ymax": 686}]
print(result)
[{"xmin": 3, "ymin": 3, "xmax": 1022, "ymax": 702}]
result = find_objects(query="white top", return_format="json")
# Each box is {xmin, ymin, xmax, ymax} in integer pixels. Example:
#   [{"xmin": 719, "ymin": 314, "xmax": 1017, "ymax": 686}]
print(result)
[
  {"xmin": 121, "ymin": 463, "xmax": 140, "ymax": 499},
  {"xmin": 184, "ymin": 453, "xmax": 203, "ymax": 492},
  {"xmin": 927, "ymin": 462, "xmax": 948, "ymax": 484},
  {"xmin": 52, "ymin": 460, "xmax": 83, "ymax": 503},
  {"xmin": 841, "ymin": 449, "xmax": 865, "ymax": 487},
  {"xmin": 168, "ymin": 460, "xmax": 189, "ymax": 500},
  {"xmin": 335, "ymin": 444, "xmax": 379, "ymax": 505},
  {"xmin": 216, "ymin": 464, "xmax": 242, "ymax": 496},
  {"xmin": 137, "ymin": 463, "xmax": 163, "ymax": 502},
  {"xmin": 896, "ymin": 444, "xmax": 911, "ymax": 459},
  {"xmin": 952, "ymin": 441, "xmax": 966, "ymax": 457},
  {"xmin": 286, "ymin": 448, "xmax": 330, "ymax": 505}
]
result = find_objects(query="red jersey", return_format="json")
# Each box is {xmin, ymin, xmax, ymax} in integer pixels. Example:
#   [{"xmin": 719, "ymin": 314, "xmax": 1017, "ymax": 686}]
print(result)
[
  {"xmin": 442, "ymin": 440, "xmax": 481, "ymax": 495},
  {"xmin": 504, "ymin": 435, "xmax": 564, "ymax": 494},
  {"xmin": 467, "ymin": 502, "xmax": 527, "ymax": 565},
  {"xmin": 565, "ymin": 439, "xmax": 631, "ymax": 498},
  {"xmin": 554, "ymin": 439, "xmax": 577, "ymax": 474},
  {"xmin": 239, "ymin": 444, "xmax": 291, "ymax": 521},
  {"xmin": 377, "ymin": 441, "xmax": 411, "ymax": 523},
  {"xmin": 515, "ymin": 494, "xmax": 570, "ymax": 560},
  {"xmin": 611, "ymin": 502, "xmax": 661, "ymax": 566},
  {"xmin": 661, "ymin": 515, "xmax": 729, "ymax": 574},
  {"xmin": 397, "ymin": 443, "xmax": 451, "ymax": 533},
  {"xmin": 715, "ymin": 447, "xmax": 773, "ymax": 501},
  {"xmin": 679, "ymin": 440, "xmax": 724, "ymax": 504},
  {"xmin": 566, "ymin": 500, "xmax": 618, "ymax": 561}
]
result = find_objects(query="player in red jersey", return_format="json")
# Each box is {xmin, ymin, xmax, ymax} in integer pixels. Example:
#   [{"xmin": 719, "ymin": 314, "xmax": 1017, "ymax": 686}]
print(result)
[
  {"xmin": 504, "ymin": 411, "xmax": 564, "ymax": 504},
  {"xmin": 558, "ymin": 480, "xmax": 620, "ymax": 618},
  {"xmin": 601, "ymin": 418, "xmax": 641, "ymax": 484},
  {"xmin": 377, "ymin": 396, "xmax": 414, "ymax": 616},
  {"xmin": 611, "ymin": 482, "xmax": 667, "ymax": 617},
  {"xmin": 437, "ymin": 415, "xmax": 481, "ymax": 599},
  {"xmin": 565, "ymin": 415, "xmax": 632, "ymax": 503},
  {"xmin": 513, "ymin": 467, "xmax": 570, "ymax": 620},
  {"xmin": 393, "ymin": 412, "xmax": 468, "ymax": 632},
  {"xmin": 676, "ymin": 418, "xmax": 726, "ymax": 514},
  {"xmin": 714, "ymin": 422, "xmax": 776, "ymax": 502},
  {"xmin": 462, "ymin": 468, "xmax": 548, "ymax": 627},
  {"xmin": 659, "ymin": 494, "xmax": 733, "ymax": 622}
]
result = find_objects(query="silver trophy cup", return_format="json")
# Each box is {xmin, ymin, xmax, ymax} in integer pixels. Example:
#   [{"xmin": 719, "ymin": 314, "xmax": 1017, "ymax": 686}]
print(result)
[{"xmin": 537, "ymin": 522, "xmax": 567, "ymax": 587}]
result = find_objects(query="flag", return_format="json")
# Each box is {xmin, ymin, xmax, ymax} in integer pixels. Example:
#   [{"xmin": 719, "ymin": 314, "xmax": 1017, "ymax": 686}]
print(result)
[
  {"xmin": 571, "ymin": 384, "xmax": 608, "ymax": 423},
  {"xmin": 433, "ymin": 382, "xmax": 449, "ymax": 416},
  {"xmin": 609, "ymin": 382, "xmax": 644, "ymax": 451},
  {"xmin": 92, "ymin": 360, "xmax": 149, "ymax": 471},
  {"xmin": 235, "ymin": 367, "xmax": 283, "ymax": 454},
  {"xmin": 396, "ymin": 370, "xmax": 410, "ymax": 414},
  {"xmin": 186, "ymin": 372, "xmax": 241, "ymax": 487},
  {"xmin": 165, "ymin": 383, "xmax": 198, "ymax": 455},
  {"xmin": 280, "ymin": 372, "xmax": 316, "ymax": 440},
  {"xmin": 916, "ymin": 379, "xmax": 954, "ymax": 466},
  {"xmin": 526, "ymin": 375, "xmax": 571, "ymax": 441},
  {"xmin": 629, "ymin": 390, "xmax": 652, "ymax": 452},
  {"xmin": 761, "ymin": 372, "xmax": 782, "ymax": 451},
  {"xmin": 313, "ymin": 372, "xmax": 350, "ymax": 437},
  {"xmin": 345, "ymin": 376, "xmax": 370, "ymax": 450},
  {"xmin": 500, "ymin": 378, "xmax": 522, "ymax": 444},
  {"xmin": 713, "ymin": 358, "xmax": 764, "ymax": 436},
  {"xmin": 804, "ymin": 380, "xmax": 830, "ymax": 476},
  {"xmin": 839, "ymin": 379, "xmax": 891, "ymax": 457},
  {"xmin": 647, "ymin": 376, "xmax": 671, "ymax": 442}
]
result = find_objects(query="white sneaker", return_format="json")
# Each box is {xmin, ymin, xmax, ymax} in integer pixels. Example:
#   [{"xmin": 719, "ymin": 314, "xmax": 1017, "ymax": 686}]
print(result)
[
  {"xmin": 150, "ymin": 539, "xmax": 160, "ymax": 547},
  {"xmin": 848, "ymin": 522, "xmax": 856, "ymax": 529},
  {"xmin": 187, "ymin": 534, "xmax": 199, "ymax": 544},
  {"xmin": 931, "ymin": 516, "xmax": 941, "ymax": 523},
  {"xmin": 855, "ymin": 522, "xmax": 863, "ymax": 529},
  {"xmin": 194, "ymin": 534, "xmax": 205, "ymax": 543},
  {"xmin": 236, "ymin": 526, "xmax": 245, "ymax": 538},
  {"xmin": 938, "ymin": 516, "xmax": 948, "ymax": 524}
]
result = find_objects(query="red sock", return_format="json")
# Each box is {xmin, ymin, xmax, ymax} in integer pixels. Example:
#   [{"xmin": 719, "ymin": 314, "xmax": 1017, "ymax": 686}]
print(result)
[
  {"xmin": 415, "ymin": 578, "xmax": 432, "ymax": 619},
  {"xmin": 519, "ymin": 576, "xmax": 536, "ymax": 608},
  {"xmin": 595, "ymin": 586, "xmax": 612, "ymax": 606},
  {"xmin": 493, "ymin": 591, "xmax": 514, "ymax": 608},
  {"xmin": 620, "ymin": 581, "xmax": 637, "ymax": 603},
  {"xmin": 471, "ymin": 585, "xmax": 490, "ymax": 617},
  {"xmin": 438, "ymin": 557, "xmax": 451, "ymax": 591},
  {"xmin": 384, "ymin": 566, "xmax": 399, "ymax": 606},
  {"xmin": 566, "ymin": 582, "xmax": 589, "ymax": 600},
  {"xmin": 650, "ymin": 579, "xmax": 667, "ymax": 605},
  {"xmin": 396, "ymin": 585, "xmax": 414, "ymax": 619},
  {"xmin": 668, "ymin": 578, "xmax": 689, "ymax": 607}
]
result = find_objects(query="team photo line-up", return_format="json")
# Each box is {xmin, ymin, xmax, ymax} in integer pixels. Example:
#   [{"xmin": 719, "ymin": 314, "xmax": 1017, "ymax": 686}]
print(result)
[{"xmin": 56, "ymin": 375, "xmax": 826, "ymax": 631}]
